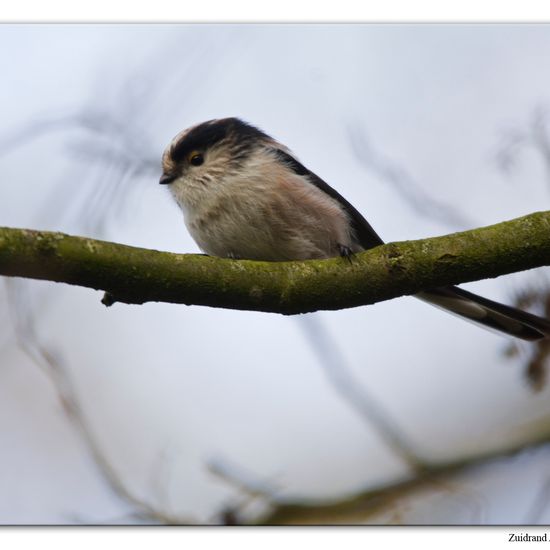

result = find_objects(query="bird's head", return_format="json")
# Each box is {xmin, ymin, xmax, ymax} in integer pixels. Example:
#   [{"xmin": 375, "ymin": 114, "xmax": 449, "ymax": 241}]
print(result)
[{"xmin": 160, "ymin": 117, "xmax": 281, "ymax": 210}]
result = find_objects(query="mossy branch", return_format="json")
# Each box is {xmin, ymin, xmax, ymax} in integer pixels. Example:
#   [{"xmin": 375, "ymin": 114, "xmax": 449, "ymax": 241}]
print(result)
[{"xmin": 0, "ymin": 211, "xmax": 549, "ymax": 312}]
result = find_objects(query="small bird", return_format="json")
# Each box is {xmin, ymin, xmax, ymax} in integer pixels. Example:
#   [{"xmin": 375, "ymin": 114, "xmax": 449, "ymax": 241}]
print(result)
[{"xmin": 160, "ymin": 117, "xmax": 550, "ymax": 341}]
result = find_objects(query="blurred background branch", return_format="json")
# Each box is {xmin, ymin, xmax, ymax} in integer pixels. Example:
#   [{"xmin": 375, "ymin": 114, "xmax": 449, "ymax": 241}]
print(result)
[
  {"xmin": 4, "ymin": 277, "xmax": 196, "ymax": 525},
  {"xmin": 347, "ymin": 123, "xmax": 477, "ymax": 231},
  {"xmin": 260, "ymin": 434, "xmax": 550, "ymax": 525},
  {"xmin": 496, "ymin": 106, "xmax": 550, "ymax": 389}
]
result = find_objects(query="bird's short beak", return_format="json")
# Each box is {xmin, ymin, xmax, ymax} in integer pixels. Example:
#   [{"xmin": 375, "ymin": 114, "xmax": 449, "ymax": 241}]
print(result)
[{"xmin": 159, "ymin": 173, "xmax": 176, "ymax": 185}]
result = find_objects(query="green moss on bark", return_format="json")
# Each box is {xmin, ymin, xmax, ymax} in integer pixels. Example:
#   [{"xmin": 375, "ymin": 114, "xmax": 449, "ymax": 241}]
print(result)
[{"xmin": 0, "ymin": 211, "xmax": 549, "ymax": 313}]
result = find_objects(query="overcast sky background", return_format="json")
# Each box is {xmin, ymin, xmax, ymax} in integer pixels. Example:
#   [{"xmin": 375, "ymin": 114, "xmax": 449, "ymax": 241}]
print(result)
[{"xmin": 1, "ymin": 24, "xmax": 550, "ymax": 524}]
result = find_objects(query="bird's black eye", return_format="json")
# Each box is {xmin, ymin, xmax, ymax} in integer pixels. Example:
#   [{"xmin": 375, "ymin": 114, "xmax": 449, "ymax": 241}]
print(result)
[{"xmin": 189, "ymin": 152, "xmax": 204, "ymax": 166}]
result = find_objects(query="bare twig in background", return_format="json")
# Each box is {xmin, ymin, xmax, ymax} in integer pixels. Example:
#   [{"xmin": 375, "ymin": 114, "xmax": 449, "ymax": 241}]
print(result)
[
  {"xmin": 505, "ymin": 280, "xmax": 550, "ymax": 391},
  {"xmin": 0, "ymin": 109, "xmax": 160, "ymax": 235},
  {"xmin": 297, "ymin": 315, "xmax": 426, "ymax": 472},
  {"xmin": 207, "ymin": 457, "xmax": 281, "ymax": 524},
  {"xmin": 4, "ymin": 277, "xmax": 195, "ymax": 525},
  {"xmin": 208, "ymin": 456, "xmax": 280, "ymax": 501},
  {"xmin": 497, "ymin": 106, "xmax": 550, "ymax": 389},
  {"xmin": 496, "ymin": 105, "xmax": 550, "ymax": 185},
  {"xmin": 347, "ymin": 123, "xmax": 476, "ymax": 231}
]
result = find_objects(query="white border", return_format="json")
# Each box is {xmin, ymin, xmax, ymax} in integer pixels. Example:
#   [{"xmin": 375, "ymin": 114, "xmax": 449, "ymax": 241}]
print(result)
[
  {"xmin": 0, "ymin": 526, "xmax": 542, "ymax": 550},
  {"xmin": 1, "ymin": 0, "xmax": 550, "ymax": 22}
]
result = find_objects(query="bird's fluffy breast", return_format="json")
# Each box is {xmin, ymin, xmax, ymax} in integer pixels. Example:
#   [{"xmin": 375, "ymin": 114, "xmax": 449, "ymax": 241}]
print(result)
[{"xmin": 182, "ymin": 163, "xmax": 357, "ymax": 260}]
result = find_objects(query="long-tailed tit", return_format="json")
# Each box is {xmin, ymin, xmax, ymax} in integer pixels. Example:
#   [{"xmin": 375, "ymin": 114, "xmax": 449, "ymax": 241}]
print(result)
[{"xmin": 160, "ymin": 117, "xmax": 550, "ymax": 341}]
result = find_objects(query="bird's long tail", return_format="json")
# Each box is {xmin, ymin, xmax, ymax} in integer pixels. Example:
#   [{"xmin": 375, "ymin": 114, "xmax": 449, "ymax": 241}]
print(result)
[{"xmin": 416, "ymin": 286, "xmax": 550, "ymax": 341}]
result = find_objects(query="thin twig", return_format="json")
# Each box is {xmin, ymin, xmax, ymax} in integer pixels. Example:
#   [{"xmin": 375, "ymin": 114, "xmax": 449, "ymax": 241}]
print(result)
[
  {"xmin": 297, "ymin": 315, "xmax": 426, "ymax": 472},
  {"xmin": 4, "ymin": 278, "xmax": 195, "ymax": 525}
]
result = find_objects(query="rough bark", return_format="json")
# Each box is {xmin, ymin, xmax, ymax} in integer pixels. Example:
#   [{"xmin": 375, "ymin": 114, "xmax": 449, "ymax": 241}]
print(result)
[{"xmin": 0, "ymin": 211, "xmax": 549, "ymax": 313}]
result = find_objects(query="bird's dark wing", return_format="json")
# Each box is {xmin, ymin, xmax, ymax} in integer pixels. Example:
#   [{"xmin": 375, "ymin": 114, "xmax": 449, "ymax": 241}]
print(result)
[{"xmin": 271, "ymin": 148, "xmax": 384, "ymax": 250}]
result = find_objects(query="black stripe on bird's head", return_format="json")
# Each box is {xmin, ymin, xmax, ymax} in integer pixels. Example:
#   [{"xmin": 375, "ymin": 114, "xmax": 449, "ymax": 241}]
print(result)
[{"xmin": 170, "ymin": 118, "xmax": 271, "ymax": 163}]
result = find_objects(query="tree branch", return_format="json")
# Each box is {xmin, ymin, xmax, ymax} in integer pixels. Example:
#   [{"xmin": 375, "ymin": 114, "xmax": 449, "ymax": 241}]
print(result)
[
  {"xmin": 0, "ymin": 211, "xmax": 549, "ymax": 313},
  {"xmin": 258, "ymin": 431, "xmax": 550, "ymax": 525}
]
